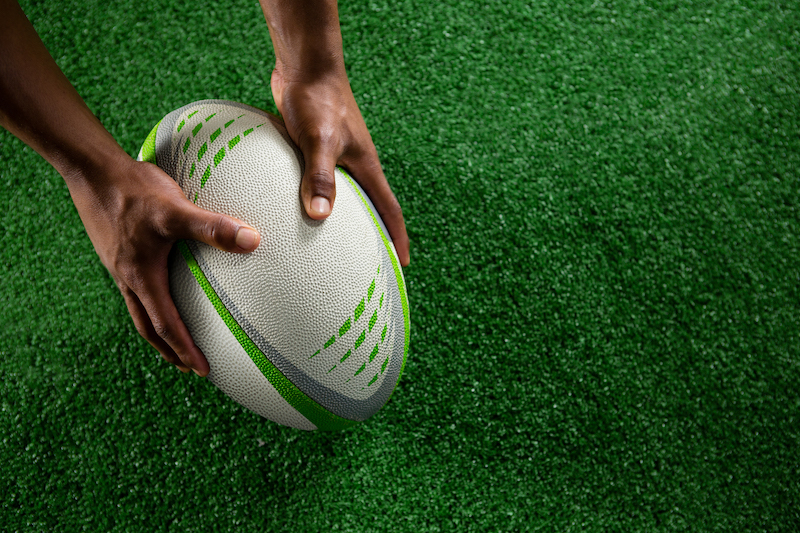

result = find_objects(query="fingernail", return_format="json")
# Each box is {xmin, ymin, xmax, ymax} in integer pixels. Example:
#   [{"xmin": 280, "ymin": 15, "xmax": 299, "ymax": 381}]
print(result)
[
  {"xmin": 192, "ymin": 368, "xmax": 203, "ymax": 377},
  {"xmin": 311, "ymin": 196, "xmax": 331, "ymax": 216},
  {"xmin": 235, "ymin": 227, "xmax": 258, "ymax": 250}
]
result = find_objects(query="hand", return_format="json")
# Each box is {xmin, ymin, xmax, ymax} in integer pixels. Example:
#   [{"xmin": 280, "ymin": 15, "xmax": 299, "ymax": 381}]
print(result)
[
  {"xmin": 1, "ymin": 0, "xmax": 261, "ymax": 375},
  {"xmin": 271, "ymin": 65, "xmax": 411, "ymax": 267},
  {"xmin": 66, "ymin": 156, "xmax": 261, "ymax": 375}
]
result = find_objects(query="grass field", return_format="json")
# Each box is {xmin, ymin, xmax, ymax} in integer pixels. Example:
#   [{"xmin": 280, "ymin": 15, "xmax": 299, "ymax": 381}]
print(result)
[{"xmin": 1, "ymin": 0, "xmax": 798, "ymax": 531}]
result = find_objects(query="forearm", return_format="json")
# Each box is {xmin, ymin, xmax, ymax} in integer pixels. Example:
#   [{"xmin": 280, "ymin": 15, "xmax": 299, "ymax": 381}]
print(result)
[
  {"xmin": 258, "ymin": 0, "xmax": 346, "ymax": 79},
  {"xmin": 0, "ymin": 0, "xmax": 127, "ymax": 182}
]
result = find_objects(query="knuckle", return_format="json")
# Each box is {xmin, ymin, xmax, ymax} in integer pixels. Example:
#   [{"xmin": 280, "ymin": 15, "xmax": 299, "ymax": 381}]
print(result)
[
  {"xmin": 308, "ymin": 167, "xmax": 335, "ymax": 184},
  {"xmin": 151, "ymin": 320, "xmax": 174, "ymax": 345},
  {"xmin": 203, "ymin": 213, "xmax": 237, "ymax": 245},
  {"xmin": 119, "ymin": 267, "xmax": 146, "ymax": 294},
  {"xmin": 304, "ymin": 170, "xmax": 336, "ymax": 198}
]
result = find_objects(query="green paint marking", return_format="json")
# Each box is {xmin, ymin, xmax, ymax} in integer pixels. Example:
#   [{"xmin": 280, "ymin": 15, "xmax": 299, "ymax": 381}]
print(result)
[
  {"xmin": 354, "ymin": 363, "xmax": 366, "ymax": 377},
  {"xmin": 213, "ymin": 147, "xmax": 226, "ymax": 167},
  {"xmin": 193, "ymin": 191, "xmax": 198, "ymax": 203},
  {"xmin": 339, "ymin": 317, "xmax": 351, "ymax": 337},
  {"xmin": 200, "ymin": 166, "xmax": 211, "ymax": 188},
  {"xmin": 224, "ymin": 119, "xmax": 235, "ymax": 128},
  {"xmin": 256, "ymin": 123, "xmax": 264, "ymax": 127},
  {"xmin": 210, "ymin": 128, "xmax": 221, "ymax": 143},
  {"xmin": 304, "ymin": 264, "xmax": 391, "ymax": 371},
  {"xmin": 340, "ymin": 168, "xmax": 410, "ymax": 395},
  {"xmin": 340, "ymin": 349, "xmax": 351, "ymax": 363},
  {"xmin": 197, "ymin": 142, "xmax": 207, "ymax": 160},
  {"xmin": 381, "ymin": 356, "xmax": 389, "ymax": 374},
  {"xmin": 380, "ymin": 293, "xmax": 384, "ymax": 308},
  {"xmin": 328, "ymin": 365, "xmax": 336, "ymax": 374},
  {"xmin": 228, "ymin": 135, "xmax": 240, "ymax": 150},
  {"xmin": 177, "ymin": 119, "xmax": 186, "ymax": 132},
  {"xmin": 189, "ymin": 162, "xmax": 196, "ymax": 178},
  {"xmin": 192, "ymin": 123, "xmax": 203, "ymax": 137},
  {"xmin": 177, "ymin": 241, "xmax": 357, "ymax": 431},
  {"xmin": 182, "ymin": 137, "xmax": 191, "ymax": 154},
  {"xmin": 140, "ymin": 119, "xmax": 161, "ymax": 164},
  {"xmin": 354, "ymin": 330, "xmax": 365, "ymax": 350},
  {"xmin": 205, "ymin": 113, "xmax": 216, "ymax": 122},
  {"xmin": 369, "ymin": 343, "xmax": 379, "ymax": 362},
  {"xmin": 381, "ymin": 323, "xmax": 387, "ymax": 343},
  {"xmin": 243, "ymin": 128, "xmax": 254, "ymax": 137},
  {"xmin": 368, "ymin": 373, "xmax": 379, "ymax": 386},
  {"xmin": 188, "ymin": 110, "xmax": 199, "ymax": 119},
  {"xmin": 309, "ymin": 350, "xmax": 320, "ymax": 360},
  {"xmin": 237, "ymin": 114, "xmax": 245, "ymax": 119}
]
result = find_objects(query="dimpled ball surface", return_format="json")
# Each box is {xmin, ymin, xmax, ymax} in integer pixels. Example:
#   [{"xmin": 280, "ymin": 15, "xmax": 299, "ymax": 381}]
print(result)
[{"xmin": 137, "ymin": 100, "xmax": 409, "ymax": 431}]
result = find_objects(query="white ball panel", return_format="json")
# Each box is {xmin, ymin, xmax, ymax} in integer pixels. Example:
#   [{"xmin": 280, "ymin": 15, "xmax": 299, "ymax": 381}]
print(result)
[{"xmin": 168, "ymin": 247, "xmax": 317, "ymax": 431}]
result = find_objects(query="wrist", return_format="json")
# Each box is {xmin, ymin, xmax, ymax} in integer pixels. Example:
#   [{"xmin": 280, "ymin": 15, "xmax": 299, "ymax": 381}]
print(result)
[
  {"xmin": 260, "ymin": 0, "xmax": 346, "ymax": 81},
  {"xmin": 55, "ymin": 125, "xmax": 131, "ymax": 191},
  {"xmin": 55, "ymin": 130, "xmax": 134, "ymax": 208},
  {"xmin": 275, "ymin": 50, "xmax": 346, "ymax": 83}
]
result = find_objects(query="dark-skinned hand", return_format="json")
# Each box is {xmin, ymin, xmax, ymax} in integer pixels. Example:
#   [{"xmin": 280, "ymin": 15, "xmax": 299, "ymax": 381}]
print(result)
[
  {"xmin": 66, "ymin": 156, "xmax": 261, "ymax": 375},
  {"xmin": 271, "ymin": 65, "xmax": 411, "ymax": 267}
]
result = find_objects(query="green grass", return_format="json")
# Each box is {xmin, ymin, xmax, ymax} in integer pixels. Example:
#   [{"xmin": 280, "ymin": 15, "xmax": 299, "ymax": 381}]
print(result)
[{"xmin": 1, "ymin": 0, "xmax": 799, "ymax": 531}]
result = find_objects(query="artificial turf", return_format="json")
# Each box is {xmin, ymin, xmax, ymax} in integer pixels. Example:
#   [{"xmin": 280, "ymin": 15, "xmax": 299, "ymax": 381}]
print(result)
[{"xmin": 1, "ymin": 0, "xmax": 799, "ymax": 531}]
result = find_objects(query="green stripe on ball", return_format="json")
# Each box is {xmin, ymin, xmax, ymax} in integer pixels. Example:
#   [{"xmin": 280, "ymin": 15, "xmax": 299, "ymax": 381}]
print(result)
[{"xmin": 177, "ymin": 240, "xmax": 359, "ymax": 431}]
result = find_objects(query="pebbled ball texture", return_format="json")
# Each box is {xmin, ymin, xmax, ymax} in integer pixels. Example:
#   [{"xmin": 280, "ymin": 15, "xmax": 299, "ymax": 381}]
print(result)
[{"xmin": 137, "ymin": 100, "xmax": 409, "ymax": 430}]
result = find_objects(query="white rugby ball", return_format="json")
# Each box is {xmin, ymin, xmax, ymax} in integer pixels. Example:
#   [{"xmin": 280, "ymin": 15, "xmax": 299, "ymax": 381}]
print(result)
[{"xmin": 136, "ymin": 100, "xmax": 409, "ymax": 430}]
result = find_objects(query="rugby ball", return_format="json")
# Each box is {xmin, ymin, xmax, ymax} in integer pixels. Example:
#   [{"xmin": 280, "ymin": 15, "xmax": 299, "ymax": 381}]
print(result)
[{"xmin": 136, "ymin": 100, "xmax": 409, "ymax": 430}]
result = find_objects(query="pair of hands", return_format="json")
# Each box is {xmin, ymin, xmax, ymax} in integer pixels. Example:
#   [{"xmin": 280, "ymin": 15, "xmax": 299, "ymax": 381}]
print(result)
[
  {"xmin": 0, "ymin": 0, "xmax": 409, "ymax": 376},
  {"xmin": 80, "ymin": 68, "xmax": 411, "ymax": 377}
]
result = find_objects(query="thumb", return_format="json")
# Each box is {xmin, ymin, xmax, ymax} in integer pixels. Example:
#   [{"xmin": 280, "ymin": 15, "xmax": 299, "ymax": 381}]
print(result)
[
  {"xmin": 172, "ymin": 199, "xmax": 261, "ymax": 253},
  {"xmin": 299, "ymin": 147, "xmax": 338, "ymax": 220}
]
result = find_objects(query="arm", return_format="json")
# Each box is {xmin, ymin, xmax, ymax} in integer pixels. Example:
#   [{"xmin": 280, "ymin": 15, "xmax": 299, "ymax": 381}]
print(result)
[
  {"xmin": 0, "ymin": 0, "xmax": 123, "ymax": 182},
  {"xmin": 0, "ymin": 0, "xmax": 260, "ymax": 376},
  {"xmin": 259, "ymin": 0, "xmax": 411, "ymax": 266}
]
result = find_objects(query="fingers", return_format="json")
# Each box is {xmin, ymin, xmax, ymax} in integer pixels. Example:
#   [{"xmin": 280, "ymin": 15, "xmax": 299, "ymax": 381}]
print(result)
[
  {"xmin": 120, "ymin": 284, "xmax": 191, "ymax": 373},
  {"xmin": 129, "ymin": 268, "xmax": 211, "ymax": 378},
  {"xmin": 344, "ymin": 154, "xmax": 411, "ymax": 267},
  {"xmin": 168, "ymin": 199, "xmax": 261, "ymax": 254},
  {"xmin": 122, "ymin": 168, "xmax": 256, "ymax": 376},
  {"xmin": 299, "ymin": 146, "xmax": 338, "ymax": 220},
  {"xmin": 294, "ymin": 135, "xmax": 410, "ymax": 267}
]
